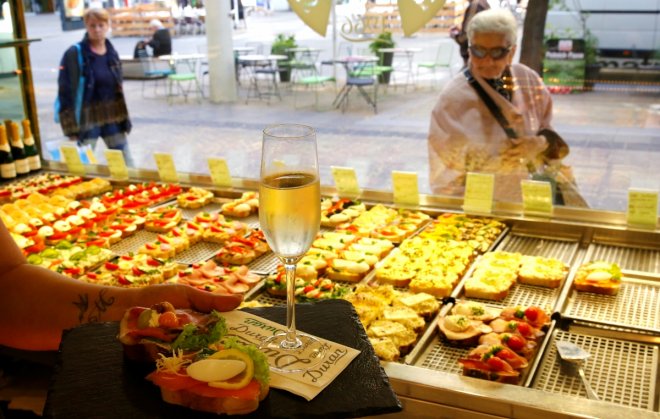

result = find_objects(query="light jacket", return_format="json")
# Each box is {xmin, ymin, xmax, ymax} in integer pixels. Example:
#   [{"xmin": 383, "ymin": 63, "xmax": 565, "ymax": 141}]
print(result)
[
  {"xmin": 57, "ymin": 35, "xmax": 131, "ymax": 139},
  {"xmin": 427, "ymin": 63, "xmax": 553, "ymax": 202}
]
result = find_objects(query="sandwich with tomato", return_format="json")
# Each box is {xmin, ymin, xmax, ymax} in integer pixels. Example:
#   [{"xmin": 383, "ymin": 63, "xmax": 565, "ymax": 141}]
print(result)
[
  {"xmin": 147, "ymin": 338, "xmax": 270, "ymax": 415},
  {"xmin": 118, "ymin": 302, "xmax": 228, "ymax": 362}
]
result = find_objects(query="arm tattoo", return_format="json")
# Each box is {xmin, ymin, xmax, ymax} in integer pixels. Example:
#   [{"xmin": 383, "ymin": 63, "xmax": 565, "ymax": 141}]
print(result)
[{"xmin": 73, "ymin": 289, "xmax": 116, "ymax": 324}]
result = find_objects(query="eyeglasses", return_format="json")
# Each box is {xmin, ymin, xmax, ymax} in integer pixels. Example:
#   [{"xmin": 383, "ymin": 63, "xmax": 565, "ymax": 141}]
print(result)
[{"xmin": 469, "ymin": 45, "xmax": 512, "ymax": 60}]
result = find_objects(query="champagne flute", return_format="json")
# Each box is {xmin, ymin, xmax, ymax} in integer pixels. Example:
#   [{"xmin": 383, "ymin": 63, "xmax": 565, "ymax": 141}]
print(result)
[{"xmin": 258, "ymin": 124, "xmax": 325, "ymax": 372}]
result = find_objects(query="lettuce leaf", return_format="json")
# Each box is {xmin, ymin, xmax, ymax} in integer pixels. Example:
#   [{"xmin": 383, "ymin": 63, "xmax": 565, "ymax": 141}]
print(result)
[{"xmin": 171, "ymin": 311, "xmax": 227, "ymax": 351}]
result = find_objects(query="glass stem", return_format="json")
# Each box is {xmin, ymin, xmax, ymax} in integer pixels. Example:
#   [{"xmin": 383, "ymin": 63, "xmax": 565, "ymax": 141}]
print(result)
[{"xmin": 283, "ymin": 260, "xmax": 298, "ymax": 347}]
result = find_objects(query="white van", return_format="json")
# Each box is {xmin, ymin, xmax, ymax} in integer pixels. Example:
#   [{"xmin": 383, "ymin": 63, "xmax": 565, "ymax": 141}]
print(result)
[{"xmin": 545, "ymin": 0, "xmax": 660, "ymax": 68}]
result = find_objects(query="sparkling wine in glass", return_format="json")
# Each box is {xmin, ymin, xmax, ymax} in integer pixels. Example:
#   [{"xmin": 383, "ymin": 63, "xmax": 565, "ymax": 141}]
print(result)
[{"xmin": 258, "ymin": 124, "xmax": 325, "ymax": 372}]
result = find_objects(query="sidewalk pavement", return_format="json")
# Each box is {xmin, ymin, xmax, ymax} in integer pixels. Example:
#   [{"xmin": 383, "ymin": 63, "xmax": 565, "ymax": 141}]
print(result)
[{"xmin": 24, "ymin": 11, "xmax": 660, "ymax": 212}]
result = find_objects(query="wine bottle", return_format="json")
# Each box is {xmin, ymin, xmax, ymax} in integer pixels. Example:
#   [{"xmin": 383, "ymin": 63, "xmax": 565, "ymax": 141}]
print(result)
[
  {"xmin": 7, "ymin": 121, "xmax": 29, "ymax": 176},
  {"xmin": 0, "ymin": 125, "xmax": 17, "ymax": 180},
  {"xmin": 21, "ymin": 119, "xmax": 41, "ymax": 172}
]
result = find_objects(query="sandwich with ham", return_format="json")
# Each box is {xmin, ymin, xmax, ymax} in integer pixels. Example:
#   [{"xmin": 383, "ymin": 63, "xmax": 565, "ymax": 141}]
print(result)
[
  {"xmin": 118, "ymin": 301, "xmax": 228, "ymax": 362},
  {"xmin": 147, "ymin": 338, "xmax": 270, "ymax": 415}
]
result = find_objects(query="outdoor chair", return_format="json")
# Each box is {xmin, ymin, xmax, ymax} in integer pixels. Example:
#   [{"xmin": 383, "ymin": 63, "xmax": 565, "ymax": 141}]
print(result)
[
  {"xmin": 416, "ymin": 41, "xmax": 456, "ymax": 88},
  {"xmin": 333, "ymin": 61, "xmax": 378, "ymax": 114},
  {"xmin": 141, "ymin": 58, "xmax": 175, "ymax": 98},
  {"xmin": 292, "ymin": 60, "xmax": 335, "ymax": 111},
  {"xmin": 167, "ymin": 59, "xmax": 203, "ymax": 104}
]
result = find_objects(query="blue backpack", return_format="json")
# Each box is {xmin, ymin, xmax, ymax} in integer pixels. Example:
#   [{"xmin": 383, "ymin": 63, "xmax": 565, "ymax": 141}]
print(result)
[{"xmin": 54, "ymin": 43, "xmax": 84, "ymax": 125}]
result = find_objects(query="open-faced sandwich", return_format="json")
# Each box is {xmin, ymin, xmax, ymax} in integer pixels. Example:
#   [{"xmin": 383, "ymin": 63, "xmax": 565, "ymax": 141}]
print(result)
[
  {"xmin": 118, "ymin": 302, "xmax": 228, "ymax": 362},
  {"xmin": 147, "ymin": 338, "xmax": 270, "ymax": 415},
  {"xmin": 574, "ymin": 260, "xmax": 622, "ymax": 296}
]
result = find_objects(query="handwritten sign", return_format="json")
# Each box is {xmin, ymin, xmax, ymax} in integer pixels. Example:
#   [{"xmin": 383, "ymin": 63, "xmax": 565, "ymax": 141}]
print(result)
[
  {"xmin": 392, "ymin": 171, "xmax": 419, "ymax": 206},
  {"xmin": 521, "ymin": 179, "xmax": 553, "ymax": 216},
  {"xmin": 220, "ymin": 310, "xmax": 360, "ymax": 401},
  {"xmin": 331, "ymin": 166, "xmax": 360, "ymax": 198},
  {"xmin": 463, "ymin": 172, "xmax": 494, "ymax": 214},
  {"xmin": 153, "ymin": 153, "xmax": 178, "ymax": 183},
  {"xmin": 627, "ymin": 188, "xmax": 658, "ymax": 228},
  {"xmin": 208, "ymin": 158, "xmax": 232, "ymax": 188},
  {"xmin": 104, "ymin": 150, "xmax": 129, "ymax": 180},
  {"xmin": 60, "ymin": 146, "xmax": 85, "ymax": 175}
]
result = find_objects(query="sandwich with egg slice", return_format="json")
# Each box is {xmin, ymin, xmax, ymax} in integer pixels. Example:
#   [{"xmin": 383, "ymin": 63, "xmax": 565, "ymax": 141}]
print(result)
[{"xmin": 146, "ymin": 338, "xmax": 270, "ymax": 415}]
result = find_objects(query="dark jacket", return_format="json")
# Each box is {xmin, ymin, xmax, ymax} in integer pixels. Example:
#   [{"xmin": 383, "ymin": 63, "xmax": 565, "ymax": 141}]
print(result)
[
  {"xmin": 148, "ymin": 28, "xmax": 172, "ymax": 57},
  {"xmin": 57, "ymin": 35, "xmax": 131, "ymax": 139}
]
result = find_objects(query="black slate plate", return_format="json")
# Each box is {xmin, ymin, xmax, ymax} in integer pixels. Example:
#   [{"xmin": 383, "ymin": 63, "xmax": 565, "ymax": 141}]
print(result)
[{"xmin": 44, "ymin": 299, "xmax": 402, "ymax": 418}]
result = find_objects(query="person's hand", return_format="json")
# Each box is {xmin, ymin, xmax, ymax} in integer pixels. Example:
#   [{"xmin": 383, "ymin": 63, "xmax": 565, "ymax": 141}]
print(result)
[
  {"xmin": 506, "ymin": 135, "xmax": 548, "ymax": 160},
  {"xmin": 137, "ymin": 283, "xmax": 243, "ymax": 313}
]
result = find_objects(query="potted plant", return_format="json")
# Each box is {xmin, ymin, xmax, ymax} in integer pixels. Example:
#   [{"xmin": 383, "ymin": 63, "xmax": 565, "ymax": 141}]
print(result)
[
  {"xmin": 271, "ymin": 34, "xmax": 297, "ymax": 83},
  {"xmin": 368, "ymin": 31, "xmax": 395, "ymax": 84},
  {"xmin": 583, "ymin": 30, "xmax": 600, "ymax": 91}
]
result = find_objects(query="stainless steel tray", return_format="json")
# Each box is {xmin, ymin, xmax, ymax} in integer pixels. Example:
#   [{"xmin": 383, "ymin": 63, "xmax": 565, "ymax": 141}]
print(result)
[
  {"xmin": 531, "ymin": 326, "xmax": 659, "ymax": 411},
  {"xmin": 557, "ymin": 243, "xmax": 660, "ymax": 335},
  {"xmin": 451, "ymin": 234, "xmax": 580, "ymax": 310},
  {"xmin": 408, "ymin": 300, "xmax": 557, "ymax": 388}
]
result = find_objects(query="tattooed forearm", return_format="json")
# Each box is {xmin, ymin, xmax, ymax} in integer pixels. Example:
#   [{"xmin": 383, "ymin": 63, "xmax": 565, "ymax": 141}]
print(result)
[
  {"xmin": 73, "ymin": 294, "xmax": 89, "ymax": 323},
  {"xmin": 73, "ymin": 289, "xmax": 116, "ymax": 323}
]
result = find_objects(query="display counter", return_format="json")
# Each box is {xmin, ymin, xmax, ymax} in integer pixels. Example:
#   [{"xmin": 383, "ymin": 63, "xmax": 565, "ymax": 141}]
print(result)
[{"xmin": 6, "ymin": 161, "xmax": 652, "ymax": 419}]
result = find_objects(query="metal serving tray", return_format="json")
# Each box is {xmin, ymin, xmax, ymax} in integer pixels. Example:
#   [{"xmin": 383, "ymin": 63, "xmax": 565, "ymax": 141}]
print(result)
[
  {"xmin": 531, "ymin": 326, "xmax": 659, "ymax": 411},
  {"xmin": 450, "ymin": 233, "xmax": 580, "ymax": 310},
  {"xmin": 408, "ymin": 300, "xmax": 557, "ymax": 388},
  {"xmin": 557, "ymin": 243, "xmax": 660, "ymax": 335}
]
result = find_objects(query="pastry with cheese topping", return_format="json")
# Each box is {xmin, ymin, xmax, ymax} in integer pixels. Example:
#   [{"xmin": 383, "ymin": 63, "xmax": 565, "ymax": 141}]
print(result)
[{"xmin": 518, "ymin": 255, "xmax": 568, "ymax": 288}]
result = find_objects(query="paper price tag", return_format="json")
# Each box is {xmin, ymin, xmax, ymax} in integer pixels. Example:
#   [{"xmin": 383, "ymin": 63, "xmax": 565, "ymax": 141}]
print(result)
[
  {"xmin": 60, "ymin": 146, "xmax": 86, "ymax": 175},
  {"xmin": 331, "ymin": 166, "xmax": 360, "ymax": 198},
  {"xmin": 463, "ymin": 172, "xmax": 494, "ymax": 214},
  {"xmin": 208, "ymin": 158, "xmax": 232, "ymax": 187},
  {"xmin": 153, "ymin": 153, "xmax": 178, "ymax": 183},
  {"xmin": 627, "ymin": 188, "xmax": 658, "ymax": 228},
  {"xmin": 392, "ymin": 171, "xmax": 419, "ymax": 206},
  {"xmin": 104, "ymin": 150, "xmax": 129, "ymax": 180},
  {"xmin": 521, "ymin": 179, "xmax": 553, "ymax": 216}
]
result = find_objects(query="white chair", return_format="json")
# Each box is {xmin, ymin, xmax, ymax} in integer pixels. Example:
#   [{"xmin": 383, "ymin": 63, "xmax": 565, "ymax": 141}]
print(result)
[{"xmin": 416, "ymin": 41, "xmax": 456, "ymax": 88}]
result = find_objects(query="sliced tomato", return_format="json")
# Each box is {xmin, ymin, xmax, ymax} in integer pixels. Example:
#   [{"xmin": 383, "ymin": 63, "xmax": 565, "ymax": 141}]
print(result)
[
  {"xmin": 63, "ymin": 267, "xmax": 82, "ymax": 277},
  {"xmin": 49, "ymin": 231, "xmax": 70, "ymax": 241},
  {"xmin": 85, "ymin": 238, "xmax": 107, "ymax": 248},
  {"xmin": 190, "ymin": 379, "xmax": 260, "ymax": 400},
  {"xmin": 24, "ymin": 241, "xmax": 46, "ymax": 255},
  {"xmin": 147, "ymin": 371, "xmax": 201, "ymax": 392},
  {"xmin": 105, "ymin": 262, "xmax": 120, "ymax": 271}
]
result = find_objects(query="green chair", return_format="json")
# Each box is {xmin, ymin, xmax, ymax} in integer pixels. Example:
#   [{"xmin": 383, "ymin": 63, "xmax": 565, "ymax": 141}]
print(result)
[
  {"xmin": 417, "ymin": 41, "xmax": 456, "ymax": 89},
  {"xmin": 167, "ymin": 58, "xmax": 203, "ymax": 104}
]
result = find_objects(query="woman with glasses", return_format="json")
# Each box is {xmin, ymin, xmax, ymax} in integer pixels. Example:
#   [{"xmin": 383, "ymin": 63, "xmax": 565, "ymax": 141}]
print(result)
[{"xmin": 427, "ymin": 8, "xmax": 553, "ymax": 202}]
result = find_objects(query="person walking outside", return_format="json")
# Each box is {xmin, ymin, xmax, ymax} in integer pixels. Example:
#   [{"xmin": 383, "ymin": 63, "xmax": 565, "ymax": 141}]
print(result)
[
  {"xmin": 56, "ymin": 8, "xmax": 134, "ymax": 166},
  {"xmin": 450, "ymin": 0, "xmax": 490, "ymax": 67}
]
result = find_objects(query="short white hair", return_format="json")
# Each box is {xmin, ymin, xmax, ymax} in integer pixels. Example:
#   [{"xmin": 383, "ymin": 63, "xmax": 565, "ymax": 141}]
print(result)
[
  {"xmin": 149, "ymin": 19, "xmax": 164, "ymax": 29},
  {"xmin": 467, "ymin": 9, "xmax": 518, "ymax": 46}
]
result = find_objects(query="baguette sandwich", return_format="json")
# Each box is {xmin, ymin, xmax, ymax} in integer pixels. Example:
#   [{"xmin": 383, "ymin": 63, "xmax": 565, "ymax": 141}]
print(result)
[
  {"xmin": 118, "ymin": 302, "xmax": 228, "ymax": 362},
  {"xmin": 147, "ymin": 338, "xmax": 270, "ymax": 415}
]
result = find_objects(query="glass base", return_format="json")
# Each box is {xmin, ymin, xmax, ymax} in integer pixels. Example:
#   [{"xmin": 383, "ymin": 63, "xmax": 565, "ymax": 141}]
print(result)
[{"xmin": 259, "ymin": 331, "xmax": 327, "ymax": 373}]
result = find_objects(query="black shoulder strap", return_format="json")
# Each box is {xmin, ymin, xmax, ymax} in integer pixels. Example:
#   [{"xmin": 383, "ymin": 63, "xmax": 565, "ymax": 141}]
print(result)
[{"xmin": 464, "ymin": 69, "xmax": 518, "ymax": 139}]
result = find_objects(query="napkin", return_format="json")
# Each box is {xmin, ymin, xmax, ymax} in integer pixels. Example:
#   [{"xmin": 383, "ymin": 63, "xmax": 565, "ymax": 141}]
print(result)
[{"xmin": 222, "ymin": 310, "xmax": 361, "ymax": 401}]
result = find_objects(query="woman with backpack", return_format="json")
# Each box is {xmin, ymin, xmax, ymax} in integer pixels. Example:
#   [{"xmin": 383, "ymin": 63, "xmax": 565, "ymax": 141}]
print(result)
[{"xmin": 57, "ymin": 8, "xmax": 134, "ymax": 166}]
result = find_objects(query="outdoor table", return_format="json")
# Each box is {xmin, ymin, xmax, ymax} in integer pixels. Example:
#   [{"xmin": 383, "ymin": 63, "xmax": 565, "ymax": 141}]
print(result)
[
  {"xmin": 378, "ymin": 47, "xmax": 422, "ymax": 90},
  {"xmin": 238, "ymin": 54, "xmax": 288, "ymax": 102}
]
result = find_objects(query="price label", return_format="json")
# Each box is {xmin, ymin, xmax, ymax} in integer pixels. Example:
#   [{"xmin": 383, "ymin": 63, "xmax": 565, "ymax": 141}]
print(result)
[
  {"xmin": 463, "ymin": 172, "xmax": 494, "ymax": 214},
  {"xmin": 521, "ymin": 179, "xmax": 553, "ymax": 216},
  {"xmin": 153, "ymin": 153, "xmax": 178, "ymax": 183},
  {"xmin": 208, "ymin": 158, "xmax": 232, "ymax": 187},
  {"xmin": 104, "ymin": 150, "xmax": 129, "ymax": 180},
  {"xmin": 60, "ymin": 146, "xmax": 86, "ymax": 175},
  {"xmin": 331, "ymin": 166, "xmax": 360, "ymax": 198},
  {"xmin": 392, "ymin": 171, "xmax": 419, "ymax": 206},
  {"xmin": 627, "ymin": 188, "xmax": 658, "ymax": 228}
]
